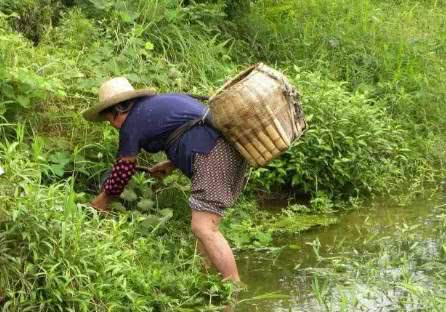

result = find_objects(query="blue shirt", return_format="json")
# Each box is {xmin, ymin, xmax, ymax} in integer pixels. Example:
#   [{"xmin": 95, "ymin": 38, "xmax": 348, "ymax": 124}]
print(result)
[{"xmin": 118, "ymin": 94, "xmax": 221, "ymax": 177}]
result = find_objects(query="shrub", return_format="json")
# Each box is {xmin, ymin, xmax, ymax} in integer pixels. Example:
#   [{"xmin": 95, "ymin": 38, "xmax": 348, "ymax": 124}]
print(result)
[
  {"xmin": 0, "ymin": 124, "xmax": 231, "ymax": 310},
  {"xmin": 0, "ymin": 0, "xmax": 65, "ymax": 44},
  {"xmin": 0, "ymin": 18, "xmax": 66, "ymax": 119},
  {"xmin": 229, "ymin": 0, "xmax": 446, "ymax": 133},
  {"xmin": 251, "ymin": 68, "xmax": 416, "ymax": 198}
]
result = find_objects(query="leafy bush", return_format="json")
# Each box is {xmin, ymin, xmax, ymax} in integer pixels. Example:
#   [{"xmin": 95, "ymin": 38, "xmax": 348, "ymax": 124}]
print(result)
[
  {"xmin": 61, "ymin": 0, "xmax": 235, "ymax": 93},
  {"xmin": 0, "ymin": 0, "xmax": 65, "ymax": 43},
  {"xmin": 230, "ymin": 0, "xmax": 446, "ymax": 133},
  {"xmin": 0, "ymin": 14, "xmax": 66, "ymax": 119},
  {"xmin": 0, "ymin": 124, "xmax": 232, "ymax": 310},
  {"xmin": 251, "ymin": 68, "xmax": 416, "ymax": 198},
  {"xmin": 0, "ymin": 0, "xmax": 445, "ymax": 309}
]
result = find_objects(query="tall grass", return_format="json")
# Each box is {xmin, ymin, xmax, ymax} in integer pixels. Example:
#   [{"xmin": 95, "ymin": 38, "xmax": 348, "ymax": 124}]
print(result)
[
  {"xmin": 227, "ymin": 0, "xmax": 446, "ymax": 196},
  {"xmin": 251, "ymin": 69, "xmax": 430, "ymax": 199},
  {"xmin": 0, "ymin": 0, "xmax": 445, "ymax": 308},
  {"xmin": 231, "ymin": 0, "xmax": 446, "ymax": 131},
  {"xmin": 0, "ymin": 124, "xmax": 232, "ymax": 310},
  {"xmin": 0, "ymin": 0, "xmax": 443, "ymax": 204}
]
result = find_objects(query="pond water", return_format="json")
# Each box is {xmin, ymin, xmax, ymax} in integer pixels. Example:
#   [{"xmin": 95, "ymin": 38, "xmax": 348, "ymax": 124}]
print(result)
[{"xmin": 234, "ymin": 194, "xmax": 445, "ymax": 311}]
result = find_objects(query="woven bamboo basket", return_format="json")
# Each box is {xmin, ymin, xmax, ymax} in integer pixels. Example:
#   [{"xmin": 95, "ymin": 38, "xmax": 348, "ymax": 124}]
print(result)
[{"xmin": 209, "ymin": 63, "xmax": 307, "ymax": 167}]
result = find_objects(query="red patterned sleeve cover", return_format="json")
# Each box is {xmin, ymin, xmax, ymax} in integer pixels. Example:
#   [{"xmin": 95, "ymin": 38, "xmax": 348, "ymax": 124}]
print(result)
[{"xmin": 103, "ymin": 159, "xmax": 137, "ymax": 196}]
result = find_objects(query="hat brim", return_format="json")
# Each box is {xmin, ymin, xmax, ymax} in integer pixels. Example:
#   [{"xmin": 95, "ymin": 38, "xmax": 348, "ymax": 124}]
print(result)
[{"xmin": 82, "ymin": 89, "xmax": 155, "ymax": 122}]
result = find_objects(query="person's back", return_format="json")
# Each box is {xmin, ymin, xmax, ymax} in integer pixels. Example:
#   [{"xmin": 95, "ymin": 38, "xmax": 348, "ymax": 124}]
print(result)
[{"xmin": 118, "ymin": 94, "xmax": 220, "ymax": 177}]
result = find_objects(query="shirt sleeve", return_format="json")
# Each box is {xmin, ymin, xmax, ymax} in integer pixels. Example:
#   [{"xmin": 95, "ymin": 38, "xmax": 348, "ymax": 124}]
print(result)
[
  {"xmin": 118, "ymin": 125, "xmax": 141, "ymax": 157},
  {"xmin": 102, "ymin": 159, "xmax": 137, "ymax": 196}
]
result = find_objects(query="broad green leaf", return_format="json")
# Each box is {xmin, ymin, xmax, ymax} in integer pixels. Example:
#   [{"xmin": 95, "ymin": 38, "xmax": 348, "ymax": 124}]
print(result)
[
  {"xmin": 144, "ymin": 41, "xmax": 154, "ymax": 51},
  {"xmin": 16, "ymin": 95, "xmax": 30, "ymax": 107},
  {"xmin": 139, "ymin": 215, "xmax": 161, "ymax": 230},
  {"xmin": 120, "ymin": 189, "xmax": 137, "ymax": 202},
  {"xmin": 137, "ymin": 199, "xmax": 154, "ymax": 211},
  {"xmin": 110, "ymin": 202, "xmax": 126, "ymax": 212},
  {"xmin": 159, "ymin": 208, "xmax": 173, "ymax": 218}
]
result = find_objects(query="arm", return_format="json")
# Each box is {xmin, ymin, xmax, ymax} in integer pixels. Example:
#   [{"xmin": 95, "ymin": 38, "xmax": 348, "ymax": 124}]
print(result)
[
  {"xmin": 90, "ymin": 156, "xmax": 137, "ymax": 212},
  {"xmin": 149, "ymin": 159, "xmax": 175, "ymax": 179}
]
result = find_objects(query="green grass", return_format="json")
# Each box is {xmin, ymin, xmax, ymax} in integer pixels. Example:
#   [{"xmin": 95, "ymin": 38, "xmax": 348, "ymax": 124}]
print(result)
[
  {"xmin": 0, "ymin": 0, "xmax": 445, "ymax": 309},
  {"xmin": 2, "ymin": 0, "xmax": 444, "ymax": 198},
  {"xmin": 233, "ymin": 0, "xmax": 446, "ymax": 127},
  {"xmin": 0, "ymin": 124, "xmax": 235, "ymax": 310}
]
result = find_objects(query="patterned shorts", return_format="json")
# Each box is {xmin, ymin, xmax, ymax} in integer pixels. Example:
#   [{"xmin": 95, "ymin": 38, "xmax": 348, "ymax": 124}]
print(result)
[{"xmin": 189, "ymin": 138, "xmax": 248, "ymax": 216}]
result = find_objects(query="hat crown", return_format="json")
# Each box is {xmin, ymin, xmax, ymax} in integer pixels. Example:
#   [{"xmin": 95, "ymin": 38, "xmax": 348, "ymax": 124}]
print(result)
[
  {"xmin": 99, "ymin": 77, "xmax": 135, "ymax": 103},
  {"xmin": 83, "ymin": 77, "xmax": 153, "ymax": 122}
]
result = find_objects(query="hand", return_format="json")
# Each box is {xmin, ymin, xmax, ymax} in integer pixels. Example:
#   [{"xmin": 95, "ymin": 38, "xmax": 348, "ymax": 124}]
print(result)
[
  {"xmin": 90, "ymin": 192, "xmax": 111, "ymax": 213},
  {"xmin": 149, "ymin": 160, "xmax": 175, "ymax": 180}
]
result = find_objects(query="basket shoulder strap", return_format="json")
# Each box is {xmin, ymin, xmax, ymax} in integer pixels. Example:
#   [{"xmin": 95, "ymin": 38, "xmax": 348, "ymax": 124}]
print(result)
[
  {"xmin": 187, "ymin": 94, "xmax": 210, "ymax": 101},
  {"xmin": 166, "ymin": 118, "xmax": 201, "ymax": 148},
  {"xmin": 166, "ymin": 108, "xmax": 214, "ymax": 148}
]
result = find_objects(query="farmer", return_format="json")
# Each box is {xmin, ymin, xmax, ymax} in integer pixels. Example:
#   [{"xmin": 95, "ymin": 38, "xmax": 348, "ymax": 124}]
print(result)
[{"xmin": 83, "ymin": 77, "xmax": 247, "ymax": 282}]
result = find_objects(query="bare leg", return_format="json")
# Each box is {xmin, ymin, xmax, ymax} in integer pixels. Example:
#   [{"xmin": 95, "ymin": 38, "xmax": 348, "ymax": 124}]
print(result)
[
  {"xmin": 191, "ymin": 210, "xmax": 240, "ymax": 281},
  {"xmin": 196, "ymin": 240, "xmax": 212, "ymax": 270}
]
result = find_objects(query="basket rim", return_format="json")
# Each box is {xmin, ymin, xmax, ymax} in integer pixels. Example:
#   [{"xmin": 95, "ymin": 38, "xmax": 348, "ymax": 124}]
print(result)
[{"xmin": 210, "ymin": 63, "xmax": 266, "ymax": 101}]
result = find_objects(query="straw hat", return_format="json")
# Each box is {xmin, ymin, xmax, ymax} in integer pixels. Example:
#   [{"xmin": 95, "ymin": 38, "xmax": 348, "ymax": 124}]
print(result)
[{"xmin": 82, "ymin": 77, "xmax": 155, "ymax": 122}]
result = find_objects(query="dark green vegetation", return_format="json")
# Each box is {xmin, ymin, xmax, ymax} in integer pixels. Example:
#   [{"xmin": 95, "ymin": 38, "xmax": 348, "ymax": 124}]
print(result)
[{"xmin": 0, "ymin": 0, "xmax": 445, "ymax": 310}]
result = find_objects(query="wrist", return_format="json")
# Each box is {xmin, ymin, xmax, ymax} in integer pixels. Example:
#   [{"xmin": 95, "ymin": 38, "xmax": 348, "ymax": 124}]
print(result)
[{"xmin": 100, "ymin": 191, "xmax": 111, "ymax": 201}]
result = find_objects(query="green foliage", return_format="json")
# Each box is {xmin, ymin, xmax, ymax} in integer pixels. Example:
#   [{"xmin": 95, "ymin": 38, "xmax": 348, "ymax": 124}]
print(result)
[
  {"xmin": 224, "ymin": 0, "xmax": 251, "ymax": 19},
  {"xmin": 0, "ymin": 13, "xmax": 66, "ymax": 119},
  {"xmin": 0, "ymin": 0, "xmax": 443, "ymax": 195},
  {"xmin": 231, "ymin": 0, "xmax": 446, "ymax": 132},
  {"xmin": 0, "ymin": 0, "xmax": 445, "ymax": 308},
  {"xmin": 0, "ymin": 124, "xmax": 233, "ymax": 310},
  {"xmin": 251, "ymin": 68, "xmax": 433, "ymax": 198},
  {"xmin": 221, "ymin": 199, "xmax": 337, "ymax": 249},
  {"xmin": 51, "ymin": 0, "xmax": 235, "ymax": 93},
  {"xmin": 111, "ymin": 173, "xmax": 178, "ymax": 234},
  {"xmin": 0, "ymin": 0, "xmax": 65, "ymax": 43}
]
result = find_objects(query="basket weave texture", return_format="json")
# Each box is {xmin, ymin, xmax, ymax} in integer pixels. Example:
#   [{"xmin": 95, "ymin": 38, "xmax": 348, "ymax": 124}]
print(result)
[{"xmin": 209, "ymin": 63, "xmax": 306, "ymax": 167}]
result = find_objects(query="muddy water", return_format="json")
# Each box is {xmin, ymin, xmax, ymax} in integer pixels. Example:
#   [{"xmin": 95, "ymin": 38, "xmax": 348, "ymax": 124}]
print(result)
[{"xmin": 234, "ymin": 194, "xmax": 444, "ymax": 311}]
